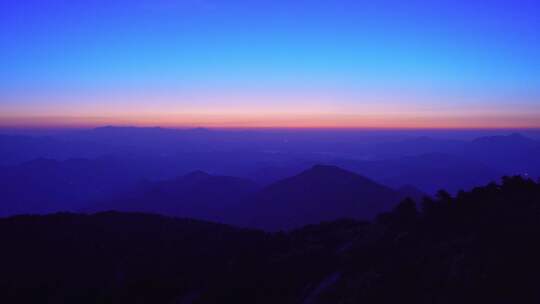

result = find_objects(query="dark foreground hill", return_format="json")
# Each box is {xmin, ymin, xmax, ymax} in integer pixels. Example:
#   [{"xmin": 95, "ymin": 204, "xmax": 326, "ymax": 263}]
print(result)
[{"xmin": 1, "ymin": 175, "xmax": 540, "ymax": 303}]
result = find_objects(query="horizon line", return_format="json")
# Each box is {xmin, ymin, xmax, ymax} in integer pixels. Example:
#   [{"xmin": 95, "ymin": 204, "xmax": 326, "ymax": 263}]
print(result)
[{"xmin": 2, "ymin": 125, "xmax": 540, "ymax": 132}]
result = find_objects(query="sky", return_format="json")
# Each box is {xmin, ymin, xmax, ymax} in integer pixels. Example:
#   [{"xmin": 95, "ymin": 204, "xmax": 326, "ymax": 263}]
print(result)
[{"xmin": 1, "ymin": 0, "xmax": 539, "ymax": 128}]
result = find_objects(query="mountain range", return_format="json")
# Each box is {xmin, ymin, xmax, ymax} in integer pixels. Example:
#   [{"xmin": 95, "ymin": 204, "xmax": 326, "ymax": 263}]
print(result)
[
  {"xmin": 91, "ymin": 165, "xmax": 415, "ymax": 230},
  {"xmin": 2, "ymin": 128, "xmax": 538, "ymax": 193},
  {"xmin": 1, "ymin": 127, "xmax": 539, "ymax": 230}
]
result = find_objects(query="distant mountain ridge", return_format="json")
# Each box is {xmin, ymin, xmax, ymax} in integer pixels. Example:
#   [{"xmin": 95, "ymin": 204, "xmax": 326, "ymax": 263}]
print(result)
[{"xmin": 331, "ymin": 152, "xmax": 501, "ymax": 194}]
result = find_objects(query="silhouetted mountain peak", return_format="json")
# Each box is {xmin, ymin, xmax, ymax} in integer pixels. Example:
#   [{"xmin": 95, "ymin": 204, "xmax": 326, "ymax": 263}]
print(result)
[
  {"xmin": 306, "ymin": 164, "xmax": 350, "ymax": 174},
  {"xmin": 293, "ymin": 164, "xmax": 385, "ymax": 187},
  {"xmin": 301, "ymin": 164, "xmax": 364, "ymax": 178},
  {"xmin": 247, "ymin": 165, "xmax": 402, "ymax": 230}
]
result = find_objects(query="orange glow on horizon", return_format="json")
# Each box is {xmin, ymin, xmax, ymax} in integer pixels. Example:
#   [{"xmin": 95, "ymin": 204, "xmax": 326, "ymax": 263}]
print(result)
[
  {"xmin": 3, "ymin": 86, "xmax": 540, "ymax": 130},
  {"xmin": 1, "ymin": 112, "xmax": 540, "ymax": 130}
]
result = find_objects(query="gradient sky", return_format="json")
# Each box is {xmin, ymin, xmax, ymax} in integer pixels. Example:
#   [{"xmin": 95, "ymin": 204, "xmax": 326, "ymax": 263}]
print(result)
[{"xmin": 1, "ymin": 0, "xmax": 539, "ymax": 128}]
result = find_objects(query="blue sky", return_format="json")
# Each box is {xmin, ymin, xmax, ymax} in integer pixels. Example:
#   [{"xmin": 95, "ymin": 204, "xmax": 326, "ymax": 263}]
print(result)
[{"xmin": 1, "ymin": 0, "xmax": 539, "ymax": 128}]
